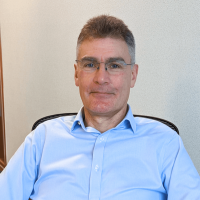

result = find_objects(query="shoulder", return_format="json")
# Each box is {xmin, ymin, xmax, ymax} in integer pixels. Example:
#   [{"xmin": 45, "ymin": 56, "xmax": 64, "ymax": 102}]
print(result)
[
  {"xmin": 31, "ymin": 115, "xmax": 77, "ymax": 143},
  {"xmin": 134, "ymin": 116, "xmax": 179, "ymax": 144},
  {"xmin": 34, "ymin": 114, "xmax": 77, "ymax": 132}
]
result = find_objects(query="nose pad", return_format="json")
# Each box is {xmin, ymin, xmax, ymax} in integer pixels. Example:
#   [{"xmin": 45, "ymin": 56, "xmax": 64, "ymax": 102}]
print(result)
[{"xmin": 96, "ymin": 66, "xmax": 108, "ymax": 71}]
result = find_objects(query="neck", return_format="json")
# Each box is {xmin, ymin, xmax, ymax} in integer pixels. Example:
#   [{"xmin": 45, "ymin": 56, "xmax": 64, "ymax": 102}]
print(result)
[{"xmin": 83, "ymin": 105, "xmax": 128, "ymax": 133}]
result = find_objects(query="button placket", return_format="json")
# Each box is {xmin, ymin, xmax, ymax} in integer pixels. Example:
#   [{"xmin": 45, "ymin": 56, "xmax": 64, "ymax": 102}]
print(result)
[{"xmin": 89, "ymin": 134, "xmax": 109, "ymax": 200}]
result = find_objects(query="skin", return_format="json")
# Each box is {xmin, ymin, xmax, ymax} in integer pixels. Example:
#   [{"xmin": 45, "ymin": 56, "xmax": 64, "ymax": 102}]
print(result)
[{"xmin": 74, "ymin": 37, "xmax": 138, "ymax": 133}]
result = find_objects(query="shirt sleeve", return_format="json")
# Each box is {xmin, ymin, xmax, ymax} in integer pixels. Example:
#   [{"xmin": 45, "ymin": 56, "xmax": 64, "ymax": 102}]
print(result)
[
  {"xmin": 0, "ymin": 128, "xmax": 43, "ymax": 200},
  {"xmin": 161, "ymin": 134, "xmax": 200, "ymax": 199}
]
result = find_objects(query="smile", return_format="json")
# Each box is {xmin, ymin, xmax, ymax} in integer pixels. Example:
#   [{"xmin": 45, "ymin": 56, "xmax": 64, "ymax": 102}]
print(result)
[{"xmin": 90, "ymin": 92, "xmax": 114, "ymax": 98}]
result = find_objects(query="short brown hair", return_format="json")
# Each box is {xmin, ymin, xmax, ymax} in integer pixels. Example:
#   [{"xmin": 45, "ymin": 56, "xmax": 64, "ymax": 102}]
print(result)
[{"xmin": 77, "ymin": 15, "xmax": 135, "ymax": 63}]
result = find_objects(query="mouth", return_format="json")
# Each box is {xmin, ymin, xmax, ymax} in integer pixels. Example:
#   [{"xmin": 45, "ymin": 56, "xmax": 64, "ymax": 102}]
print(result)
[
  {"xmin": 90, "ymin": 90, "xmax": 114, "ymax": 94},
  {"xmin": 90, "ymin": 92, "xmax": 114, "ymax": 98},
  {"xmin": 91, "ymin": 91, "xmax": 112, "ymax": 94}
]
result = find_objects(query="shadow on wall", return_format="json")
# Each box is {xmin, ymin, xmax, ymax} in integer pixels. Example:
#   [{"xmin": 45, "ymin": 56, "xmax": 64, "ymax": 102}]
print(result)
[{"xmin": 168, "ymin": 73, "xmax": 200, "ymax": 173}]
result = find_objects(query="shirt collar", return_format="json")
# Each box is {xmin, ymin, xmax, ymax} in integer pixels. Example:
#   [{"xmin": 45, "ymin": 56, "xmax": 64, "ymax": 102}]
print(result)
[
  {"xmin": 115, "ymin": 104, "xmax": 136, "ymax": 133},
  {"xmin": 71, "ymin": 104, "xmax": 136, "ymax": 134},
  {"xmin": 71, "ymin": 107, "xmax": 86, "ymax": 131}
]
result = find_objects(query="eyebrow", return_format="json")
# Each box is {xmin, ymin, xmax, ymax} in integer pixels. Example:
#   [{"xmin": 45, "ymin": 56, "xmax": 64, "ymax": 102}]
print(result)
[
  {"xmin": 105, "ymin": 57, "xmax": 126, "ymax": 63},
  {"xmin": 81, "ymin": 57, "xmax": 97, "ymax": 62},
  {"xmin": 80, "ymin": 57, "xmax": 126, "ymax": 63}
]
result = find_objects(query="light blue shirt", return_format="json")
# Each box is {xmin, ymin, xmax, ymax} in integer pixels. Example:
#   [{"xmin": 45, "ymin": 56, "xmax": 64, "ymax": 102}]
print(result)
[{"xmin": 0, "ymin": 106, "xmax": 200, "ymax": 200}]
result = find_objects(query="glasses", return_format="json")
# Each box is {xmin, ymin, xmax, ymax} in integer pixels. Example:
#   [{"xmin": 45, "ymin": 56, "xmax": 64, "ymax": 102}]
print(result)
[{"xmin": 75, "ymin": 59, "xmax": 133, "ymax": 74}]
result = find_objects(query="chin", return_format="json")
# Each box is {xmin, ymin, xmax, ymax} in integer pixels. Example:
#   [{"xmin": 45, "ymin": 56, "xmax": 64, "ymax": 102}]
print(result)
[{"xmin": 87, "ymin": 102, "xmax": 115, "ymax": 115}]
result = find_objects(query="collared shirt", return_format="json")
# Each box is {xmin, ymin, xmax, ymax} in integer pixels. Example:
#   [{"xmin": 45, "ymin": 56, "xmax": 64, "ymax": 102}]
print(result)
[{"xmin": 0, "ymin": 106, "xmax": 200, "ymax": 200}]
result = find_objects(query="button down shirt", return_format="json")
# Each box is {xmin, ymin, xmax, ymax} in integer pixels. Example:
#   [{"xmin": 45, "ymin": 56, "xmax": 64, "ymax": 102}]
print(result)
[{"xmin": 0, "ymin": 106, "xmax": 200, "ymax": 200}]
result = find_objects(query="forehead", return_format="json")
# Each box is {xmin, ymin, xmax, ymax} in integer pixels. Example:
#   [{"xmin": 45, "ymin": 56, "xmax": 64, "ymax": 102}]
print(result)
[{"xmin": 77, "ymin": 37, "xmax": 131, "ymax": 62}]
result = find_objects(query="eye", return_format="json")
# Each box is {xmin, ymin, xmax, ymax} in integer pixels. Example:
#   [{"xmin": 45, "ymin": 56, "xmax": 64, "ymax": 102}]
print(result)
[
  {"xmin": 83, "ymin": 62, "xmax": 95, "ymax": 68},
  {"xmin": 109, "ymin": 62, "xmax": 122, "ymax": 69},
  {"xmin": 111, "ymin": 64, "xmax": 119, "ymax": 68}
]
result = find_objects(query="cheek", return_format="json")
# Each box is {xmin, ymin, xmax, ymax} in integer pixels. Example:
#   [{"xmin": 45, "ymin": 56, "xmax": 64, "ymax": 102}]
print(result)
[
  {"xmin": 113, "ymin": 74, "xmax": 131, "ymax": 92},
  {"xmin": 78, "ymin": 72, "xmax": 93, "ymax": 94}
]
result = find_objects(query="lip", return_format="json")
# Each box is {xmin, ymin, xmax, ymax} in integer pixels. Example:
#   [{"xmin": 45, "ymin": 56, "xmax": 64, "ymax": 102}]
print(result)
[{"xmin": 90, "ymin": 92, "xmax": 114, "ymax": 98}]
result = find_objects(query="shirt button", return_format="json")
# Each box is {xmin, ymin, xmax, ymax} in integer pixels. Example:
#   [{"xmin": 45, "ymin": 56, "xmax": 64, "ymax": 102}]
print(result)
[
  {"xmin": 78, "ymin": 121, "xmax": 81, "ymax": 125},
  {"xmin": 100, "ymin": 137, "xmax": 105, "ymax": 142},
  {"xmin": 95, "ymin": 165, "xmax": 99, "ymax": 171}
]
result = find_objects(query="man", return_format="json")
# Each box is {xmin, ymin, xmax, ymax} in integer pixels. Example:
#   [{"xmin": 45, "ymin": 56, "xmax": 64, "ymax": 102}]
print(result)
[{"xmin": 0, "ymin": 15, "xmax": 200, "ymax": 200}]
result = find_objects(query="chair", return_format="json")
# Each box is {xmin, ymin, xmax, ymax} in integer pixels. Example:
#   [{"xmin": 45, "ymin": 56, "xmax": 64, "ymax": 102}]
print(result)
[{"xmin": 32, "ymin": 113, "xmax": 179, "ymax": 134}]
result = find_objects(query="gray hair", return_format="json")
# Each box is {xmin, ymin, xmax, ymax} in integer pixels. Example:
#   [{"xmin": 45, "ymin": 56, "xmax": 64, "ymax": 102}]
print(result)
[{"xmin": 76, "ymin": 15, "xmax": 135, "ymax": 65}]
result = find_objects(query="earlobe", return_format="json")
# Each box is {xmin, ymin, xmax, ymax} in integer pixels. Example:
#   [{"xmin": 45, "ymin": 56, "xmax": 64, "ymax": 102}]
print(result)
[
  {"xmin": 74, "ymin": 64, "xmax": 79, "ymax": 87},
  {"xmin": 130, "ymin": 64, "xmax": 138, "ymax": 88}
]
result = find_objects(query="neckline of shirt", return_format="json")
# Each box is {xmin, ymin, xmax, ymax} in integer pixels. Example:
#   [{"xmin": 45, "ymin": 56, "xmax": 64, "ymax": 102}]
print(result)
[{"xmin": 69, "ymin": 105, "xmax": 136, "ymax": 134}]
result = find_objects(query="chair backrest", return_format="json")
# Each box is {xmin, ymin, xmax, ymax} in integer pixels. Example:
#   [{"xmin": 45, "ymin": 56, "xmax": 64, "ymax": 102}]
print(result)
[{"xmin": 32, "ymin": 113, "xmax": 179, "ymax": 134}]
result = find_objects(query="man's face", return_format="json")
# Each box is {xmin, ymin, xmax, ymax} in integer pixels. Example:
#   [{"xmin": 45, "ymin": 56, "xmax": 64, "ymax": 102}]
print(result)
[{"xmin": 74, "ymin": 37, "xmax": 138, "ymax": 117}]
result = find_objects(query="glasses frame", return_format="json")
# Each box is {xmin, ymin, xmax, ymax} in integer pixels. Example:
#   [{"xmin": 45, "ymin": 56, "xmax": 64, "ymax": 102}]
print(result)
[{"xmin": 75, "ymin": 59, "xmax": 134, "ymax": 73}]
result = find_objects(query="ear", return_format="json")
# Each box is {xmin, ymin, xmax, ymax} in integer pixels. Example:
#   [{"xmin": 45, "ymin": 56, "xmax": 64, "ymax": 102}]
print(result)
[
  {"xmin": 130, "ymin": 64, "xmax": 138, "ymax": 88},
  {"xmin": 74, "ymin": 63, "xmax": 79, "ymax": 87}
]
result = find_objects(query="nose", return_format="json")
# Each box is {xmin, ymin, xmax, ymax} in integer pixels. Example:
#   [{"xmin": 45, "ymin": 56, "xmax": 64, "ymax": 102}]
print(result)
[{"xmin": 93, "ymin": 63, "xmax": 110, "ymax": 85}]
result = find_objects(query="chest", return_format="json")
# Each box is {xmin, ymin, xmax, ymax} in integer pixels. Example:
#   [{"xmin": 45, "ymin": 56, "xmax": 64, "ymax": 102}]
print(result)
[{"xmin": 31, "ymin": 132, "xmax": 166, "ymax": 200}]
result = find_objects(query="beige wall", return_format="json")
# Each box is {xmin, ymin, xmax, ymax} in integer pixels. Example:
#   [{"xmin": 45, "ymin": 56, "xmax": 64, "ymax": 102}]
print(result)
[{"xmin": 1, "ymin": 0, "xmax": 200, "ymax": 173}]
